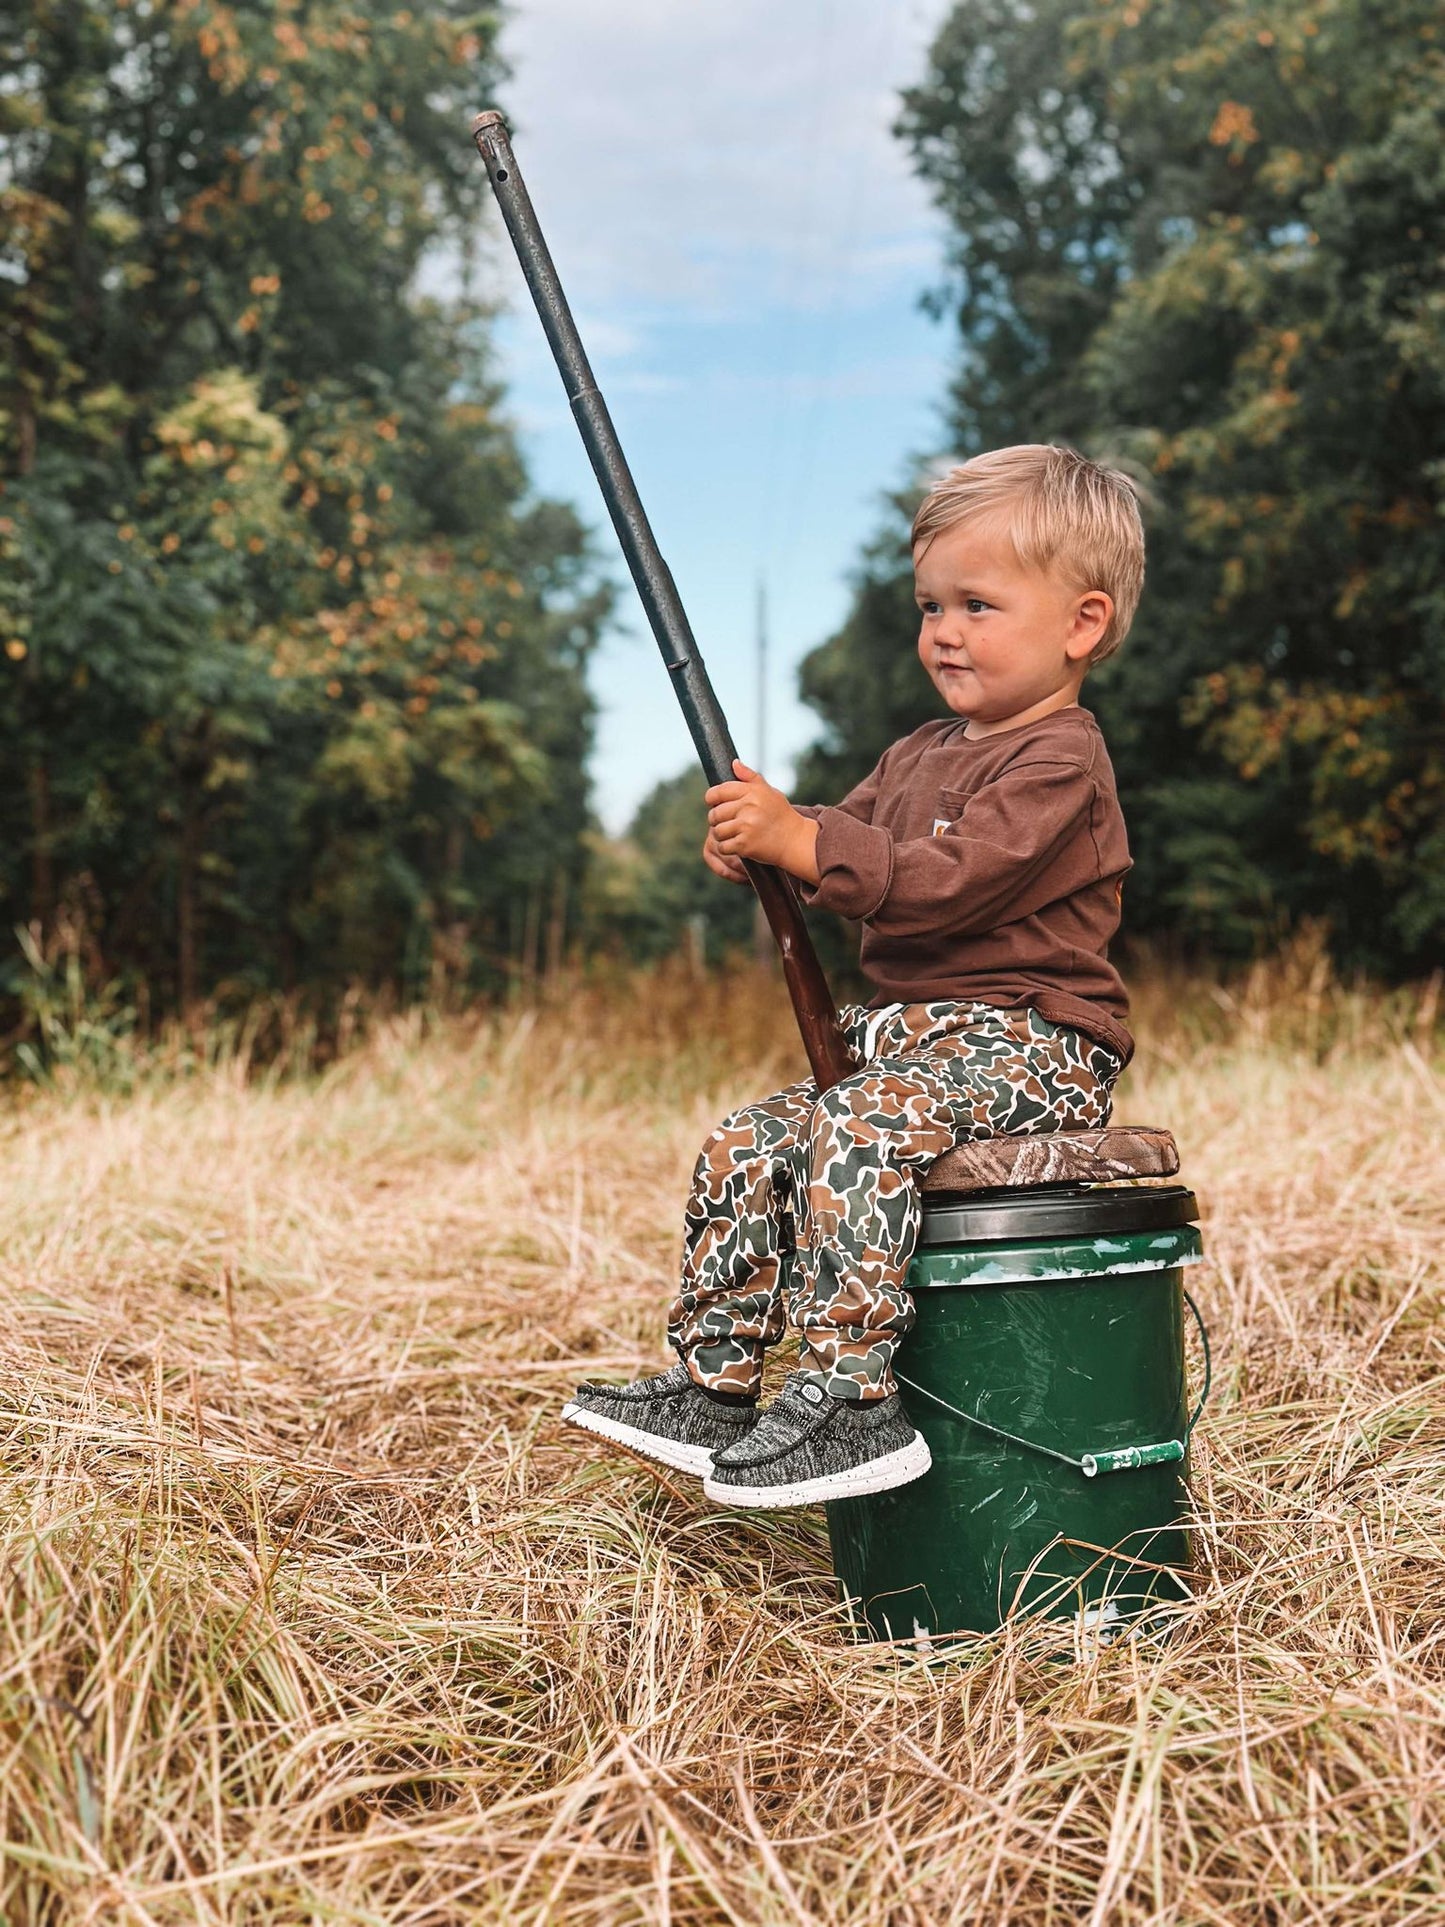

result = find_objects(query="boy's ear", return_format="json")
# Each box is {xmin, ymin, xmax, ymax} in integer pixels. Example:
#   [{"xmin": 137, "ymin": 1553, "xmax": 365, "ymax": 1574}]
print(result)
[{"xmin": 1065, "ymin": 590, "xmax": 1114, "ymax": 662}]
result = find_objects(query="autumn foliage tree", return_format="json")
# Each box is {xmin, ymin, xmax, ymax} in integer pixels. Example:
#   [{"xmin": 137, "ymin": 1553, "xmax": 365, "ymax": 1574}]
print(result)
[
  {"xmin": 0, "ymin": 0, "xmax": 607, "ymax": 1023},
  {"xmin": 800, "ymin": 0, "xmax": 1445, "ymax": 968}
]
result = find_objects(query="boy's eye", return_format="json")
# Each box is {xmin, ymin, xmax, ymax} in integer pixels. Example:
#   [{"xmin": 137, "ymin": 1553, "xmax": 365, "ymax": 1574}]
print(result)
[
  {"xmin": 918, "ymin": 601, "xmax": 941, "ymax": 618},
  {"xmin": 965, "ymin": 597, "xmax": 990, "ymax": 615}
]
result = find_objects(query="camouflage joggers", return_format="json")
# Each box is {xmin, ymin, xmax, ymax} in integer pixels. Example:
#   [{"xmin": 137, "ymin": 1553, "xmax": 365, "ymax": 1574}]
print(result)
[{"xmin": 667, "ymin": 1001, "xmax": 1122, "ymax": 1402}]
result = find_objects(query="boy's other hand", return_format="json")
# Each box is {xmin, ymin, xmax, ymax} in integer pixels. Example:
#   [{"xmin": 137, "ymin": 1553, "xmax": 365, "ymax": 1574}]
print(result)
[
  {"xmin": 702, "ymin": 826, "xmax": 749, "ymax": 884},
  {"xmin": 704, "ymin": 761, "xmax": 821, "ymax": 885}
]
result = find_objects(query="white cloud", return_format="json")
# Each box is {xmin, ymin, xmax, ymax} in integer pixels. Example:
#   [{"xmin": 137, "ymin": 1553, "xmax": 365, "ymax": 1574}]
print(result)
[
  {"xmin": 566, "ymin": 311, "xmax": 645, "ymax": 359},
  {"xmin": 489, "ymin": 0, "xmax": 950, "ymax": 316}
]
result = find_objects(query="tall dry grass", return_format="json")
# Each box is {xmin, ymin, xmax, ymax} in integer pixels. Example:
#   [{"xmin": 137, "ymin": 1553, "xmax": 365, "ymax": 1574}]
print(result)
[{"xmin": 0, "ymin": 948, "xmax": 1442, "ymax": 1923}]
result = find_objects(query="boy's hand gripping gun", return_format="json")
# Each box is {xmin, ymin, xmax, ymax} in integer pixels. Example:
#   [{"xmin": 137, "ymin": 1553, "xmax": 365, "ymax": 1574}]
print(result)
[{"xmin": 472, "ymin": 111, "xmax": 854, "ymax": 1090}]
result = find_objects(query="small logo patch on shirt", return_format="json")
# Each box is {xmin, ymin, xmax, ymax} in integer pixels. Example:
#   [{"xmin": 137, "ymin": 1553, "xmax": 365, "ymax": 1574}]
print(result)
[{"xmin": 932, "ymin": 817, "xmax": 952, "ymax": 837}]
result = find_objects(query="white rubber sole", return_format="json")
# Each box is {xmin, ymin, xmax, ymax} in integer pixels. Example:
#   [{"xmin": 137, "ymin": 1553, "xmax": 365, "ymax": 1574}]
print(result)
[
  {"xmin": 561, "ymin": 1401, "xmax": 716, "ymax": 1478},
  {"xmin": 703, "ymin": 1433, "xmax": 932, "ymax": 1509}
]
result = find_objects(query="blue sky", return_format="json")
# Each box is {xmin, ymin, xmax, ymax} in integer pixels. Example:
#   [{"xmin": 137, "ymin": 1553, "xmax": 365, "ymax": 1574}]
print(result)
[{"xmin": 482, "ymin": 0, "xmax": 956, "ymax": 831}]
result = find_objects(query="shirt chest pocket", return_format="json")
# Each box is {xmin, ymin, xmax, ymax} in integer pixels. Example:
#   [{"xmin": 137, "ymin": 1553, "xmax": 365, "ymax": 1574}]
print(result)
[{"xmin": 931, "ymin": 787, "xmax": 971, "ymax": 837}]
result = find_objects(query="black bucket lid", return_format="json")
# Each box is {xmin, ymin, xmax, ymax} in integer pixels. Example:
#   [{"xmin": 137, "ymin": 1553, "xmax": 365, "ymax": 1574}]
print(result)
[{"xmin": 918, "ymin": 1182, "xmax": 1199, "ymax": 1247}]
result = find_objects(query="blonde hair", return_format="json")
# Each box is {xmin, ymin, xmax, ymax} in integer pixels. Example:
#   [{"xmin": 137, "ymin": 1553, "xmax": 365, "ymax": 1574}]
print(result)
[{"xmin": 911, "ymin": 444, "xmax": 1145, "ymax": 661}]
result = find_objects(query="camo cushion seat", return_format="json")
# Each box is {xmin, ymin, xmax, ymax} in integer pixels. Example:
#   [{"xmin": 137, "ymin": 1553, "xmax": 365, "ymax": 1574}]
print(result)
[{"xmin": 922, "ymin": 1125, "xmax": 1179, "ymax": 1196}]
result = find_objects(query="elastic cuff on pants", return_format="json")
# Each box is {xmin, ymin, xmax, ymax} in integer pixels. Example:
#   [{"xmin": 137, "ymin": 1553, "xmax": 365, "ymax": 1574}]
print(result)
[
  {"xmin": 682, "ymin": 1340, "xmax": 765, "ymax": 1402},
  {"xmin": 797, "ymin": 1348, "xmax": 898, "ymax": 1403}
]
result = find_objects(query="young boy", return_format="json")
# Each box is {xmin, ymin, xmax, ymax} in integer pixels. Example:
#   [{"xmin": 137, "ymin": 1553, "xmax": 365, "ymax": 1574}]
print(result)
[{"xmin": 564, "ymin": 444, "xmax": 1141, "ymax": 1508}]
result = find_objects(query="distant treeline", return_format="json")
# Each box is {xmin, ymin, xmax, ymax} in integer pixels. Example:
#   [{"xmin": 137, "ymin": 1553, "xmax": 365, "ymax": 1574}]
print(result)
[
  {"xmin": 4, "ymin": 0, "xmax": 1443, "ymax": 1048},
  {"xmin": 1, "ymin": 1, "xmax": 607, "ymax": 1030}
]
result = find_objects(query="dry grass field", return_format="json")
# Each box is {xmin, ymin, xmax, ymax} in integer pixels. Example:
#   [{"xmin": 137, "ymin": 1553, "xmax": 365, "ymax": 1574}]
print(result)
[{"xmin": 0, "ymin": 949, "xmax": 1442, "ymax": 1924}]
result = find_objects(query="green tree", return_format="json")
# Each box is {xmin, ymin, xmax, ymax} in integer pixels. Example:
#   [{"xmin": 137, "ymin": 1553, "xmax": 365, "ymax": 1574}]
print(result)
[
  {"xmin": 589, "ymin": 768, "xmax": 758, "ymax": 965},
  {"xmin": 0, "ymin": 0, "xmax": 607, "ymax": 1021},
  {"xmin": 801, "ymin": 0, "xmax": 1445, "ymax": 968}
]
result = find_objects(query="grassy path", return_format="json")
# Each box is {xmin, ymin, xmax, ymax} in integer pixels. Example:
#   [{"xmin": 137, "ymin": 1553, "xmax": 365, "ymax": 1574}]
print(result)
[{"xmin": 1, "ymin": 961, "xmax": 1442, "ymax": 1923}]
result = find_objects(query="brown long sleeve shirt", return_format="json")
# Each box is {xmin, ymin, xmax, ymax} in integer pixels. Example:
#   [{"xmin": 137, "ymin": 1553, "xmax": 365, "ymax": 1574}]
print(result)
[{"xmin": 797, "ymin": 706, "xmax": 1133, "ymax": 1063}]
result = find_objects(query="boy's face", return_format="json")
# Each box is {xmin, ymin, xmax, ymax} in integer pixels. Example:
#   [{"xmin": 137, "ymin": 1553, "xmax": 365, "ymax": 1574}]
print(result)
[{"xmin": 912, "ymin": 513, "xmax": 1112, "ymax": 735}]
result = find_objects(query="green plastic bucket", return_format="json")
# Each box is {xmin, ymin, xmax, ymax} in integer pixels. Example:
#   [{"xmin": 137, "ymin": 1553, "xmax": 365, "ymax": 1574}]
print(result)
[{"xmin": 826, "ymin": 1183, "xmax": 1204, "ymax": 1644}]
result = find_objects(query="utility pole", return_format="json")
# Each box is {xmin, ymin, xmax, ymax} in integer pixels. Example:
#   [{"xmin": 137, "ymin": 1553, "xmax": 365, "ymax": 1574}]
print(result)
[
  {"xmin": 753, "ymin": 576, "xmax": 772, "ymax": 967},
  {"xmin": 756, "ymin": 575, "xmax": 769, "ymax": 776}
]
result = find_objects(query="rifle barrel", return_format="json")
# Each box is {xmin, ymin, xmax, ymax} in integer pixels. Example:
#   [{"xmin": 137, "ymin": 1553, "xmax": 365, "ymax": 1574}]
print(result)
[{"xmin": 472, "ymin": 110, "xmax": 854, "ymax": 1090}]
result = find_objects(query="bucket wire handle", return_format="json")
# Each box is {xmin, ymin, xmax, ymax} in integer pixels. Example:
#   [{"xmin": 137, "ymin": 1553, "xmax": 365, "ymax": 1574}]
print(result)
[
  {"xmin": 895, "ymin": 1287, "xmax": 1213, "ymax": 1478},
  {"xmin": 1184, "ymin": 1285, "xmax": 1211, "ymax": 1433}
]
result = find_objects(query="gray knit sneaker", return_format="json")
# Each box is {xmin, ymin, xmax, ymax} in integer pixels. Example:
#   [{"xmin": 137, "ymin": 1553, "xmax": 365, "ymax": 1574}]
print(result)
[
  {"xmin": 703, "ymin": 1372, "xmax": 930, "ymax": 1508},
  {"xmin": 562, "ymin": 1362, "xmax": 757, "ymax": 1477}
]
